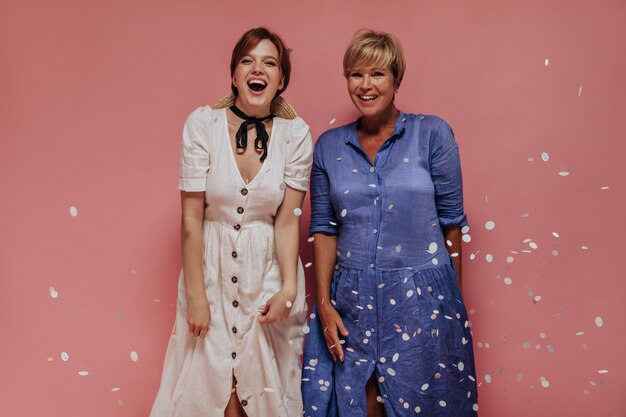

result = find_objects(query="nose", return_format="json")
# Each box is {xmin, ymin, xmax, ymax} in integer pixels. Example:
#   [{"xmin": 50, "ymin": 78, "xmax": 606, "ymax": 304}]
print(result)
[
  {"xmin": 252, "ymin": 59, "xmax": 263, "ymax": 74},
  {"xmin": 359, "ymin": 74, "xmax": 372, "ymax": 90}
]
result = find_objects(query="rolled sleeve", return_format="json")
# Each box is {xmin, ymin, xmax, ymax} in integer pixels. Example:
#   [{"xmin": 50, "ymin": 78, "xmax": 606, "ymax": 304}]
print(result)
[
  {"xmin": 284, "ymin": 117, "xmax": 313, "ymax": 191},
  {"xmin": 430, "ymin": 120, "xmax": 468, "ymax": 229},
  {"xmin": 178, "ymin": 106, "xmax": 211, "ymax": 192},
  {"xmin": 309, "ymin": 137, "xmax": 339, "ymax": 236}
]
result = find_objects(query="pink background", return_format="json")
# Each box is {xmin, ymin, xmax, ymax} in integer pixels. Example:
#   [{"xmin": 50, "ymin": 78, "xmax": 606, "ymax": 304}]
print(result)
[{"xmin": 1, "ymin": 0, "xmax": 625, "ymax": 416}]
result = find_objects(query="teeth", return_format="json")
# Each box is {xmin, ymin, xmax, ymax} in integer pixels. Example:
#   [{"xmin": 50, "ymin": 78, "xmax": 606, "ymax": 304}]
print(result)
[
  {"xmin": 249, "ymin": 79, "xmax": 267, "ymax": 86},
  {"xmin": 360, "ymin": 95, "xmax": 377, "ymax": 100}
]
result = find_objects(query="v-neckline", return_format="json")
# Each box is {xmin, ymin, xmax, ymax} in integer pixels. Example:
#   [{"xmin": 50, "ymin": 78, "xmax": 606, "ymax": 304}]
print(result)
[{"xmin": 223, "ymin": 110, "xmax": 277, "ymax": 187}]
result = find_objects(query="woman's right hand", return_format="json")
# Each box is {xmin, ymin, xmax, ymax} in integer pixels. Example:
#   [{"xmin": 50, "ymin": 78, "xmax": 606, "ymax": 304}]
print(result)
[
  {"xmin": 186, "ymin": 297, "xmax": 211, "ymax": 338},
  {"xmin": 318, "ymin": 300, "xmax": 349, "ymax": 362}
]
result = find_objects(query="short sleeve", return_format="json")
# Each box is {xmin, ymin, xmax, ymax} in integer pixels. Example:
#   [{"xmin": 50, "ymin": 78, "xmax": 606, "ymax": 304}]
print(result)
[
  {"xmin": 309, "ymin": 135, "xmax": 339, "ymax": 236},
  {"xmin": 283, "ymin": 117, "xmax": 313, "ymax": 191},
  {"xmin": 430, "ymin": 120, "xmax": 468, "ymax": 229},
  {"xmin": 178, "ymin": 106, "xmax": 211, "ymax": 192}
]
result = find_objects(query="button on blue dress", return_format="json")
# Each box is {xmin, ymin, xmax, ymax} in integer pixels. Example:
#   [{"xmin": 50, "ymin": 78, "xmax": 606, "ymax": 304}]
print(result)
[{"xmin": 301, "ymin": 112, "xmax": 478, "ymax": 416}]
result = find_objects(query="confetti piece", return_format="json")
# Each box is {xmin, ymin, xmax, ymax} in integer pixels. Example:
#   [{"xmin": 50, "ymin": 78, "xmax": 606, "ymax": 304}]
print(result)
[
  {"xmin": 427, "ymin": 242, "xmax": 438, "ymax": 253},
  {"xmin": 47, "ymin": 357, "xmax": 53, "ymax": 362},
  {"xmin": 458, "ymin": 361, "xmax": 465, "ymax": 371},
  {"xmin": 329, "ymin": 118, "xmax": 336, "ymax": 125},
  {"xmin": 544, "ymin": 58, "xmax": 549, "ymax": 66},
  {"xmin": 111, "ymin": 387, "xmax": 121, "ymax": 392},
  {"xmin": 541, "ymin": 152, "xmax": 549, "ymax": 162},
  {"xmin": 528, "ymin": 241, "xmax": 538, "ymax": 249},
  {"xmin": 403, "ymin": 158, "xmax": 409, "ymax": 163},
  {"xmin": 415, "ymin": 406, "xmax": 422, "ymax": 413},
  {"xmin": 485, "ymin": 221, "xmax": 495, "ymax": 230},
  {"xmin": 485, "ymin": 254, "xmax": 493, "ymax": 263},
  {"xmin": 439, "ymin": 400, "xmax": 447, "ymax": 407},
  {"xmin": 601, "ymin": 186, "xmax": 609, "ymax": 190},
  {"xmin": 540, "ymin": 376, "xmax": 550, "ymax": 388},
  {"xmin": 581, "ymin": 245, "xmax": 589, "ymax": 250},
  {"xmin": 293, "ymin": 208, "xmax": 302, "ymax": 217},
  {"xmin": 69, "ymin": 206, "xmax": 78, "ymax": 217},
  {"xmin": 473, "ymin": 404, "xmax": 479, "ymax": 412},
  {"xmin": 523, "ymin": 342, "xmax": 531, "ymax": 349},
  {"xmin": 307, "ymin": 236, "xmax": 314, "ymax": 243},
  {"xmin": 130, "ymin": 351, "xmax": 139, "ymax": 362},
  {"xmin": 506, "ymin": 256, "xmax": 514, "ymax": 264},
  {"xmin": 598, "ymin": 370, "xmax": 608, "ymax": 374},
  {"xmin": 552, "ymin": 250, "xmax": 559, "ymax": 256},
  {"xmin": 461, "ymin": 225, "xmax": 470, "ymax": 234},
  {"xmin": 578, "ymin": 85, "xmax": 583, "ymax": 97},
  {"xmin": 340, "ymin": 209, "xmax": 347, "ymax": 217},
  {"xmin": 462, "ymin": 234, "xmax": 472, "ymax": 243},
  {"xmin": 559, "ymin": 171, "xmax": 570, "ymax": 176},
  {"xmin": 49, "ymin": 286, "xmax": 59, "ymax": 298},
  {"xmin": 595, "ymin": 316, "xmax": 603, "ymax": 327},
  {"xmin": 528, "ymin": 157, "xmax": 534, "ymax": 162},
  {"xmin": 61, "ymin": 352, "xmax": 69, "ymax": 362},
  {"xmin": 504, "ymin": 277, "xmax": 513, "ymax": 285},
  {"xmin": 285, "ymin": 301, "xmax": 293, "ymax": 308},
  {"xmin": 78, "ymin": 371, "xmax": 89, "ymax": 376},
  {"xmin": 485, "ymin": 374, "xmax": 492, "ymax": 383},
  {"xmin": 305, "ymin": 262, "xmax": 312, "ymax": 268}
]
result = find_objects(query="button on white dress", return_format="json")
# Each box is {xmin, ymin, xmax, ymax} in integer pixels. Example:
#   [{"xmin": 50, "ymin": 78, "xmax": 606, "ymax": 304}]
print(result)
[{"xmin": 150, "ymin": 106, "xmax": 313, "ymax": 417}]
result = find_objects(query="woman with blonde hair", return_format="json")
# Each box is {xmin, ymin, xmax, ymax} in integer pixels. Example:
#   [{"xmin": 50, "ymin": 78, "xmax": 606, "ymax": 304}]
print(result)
[
  {"xmin": 302, "ymin": 30, "xmax": 478, "ymax": 417},
  {"xmin": 150, "ymin": 27, "xmax": 312, "ymax": 417}
]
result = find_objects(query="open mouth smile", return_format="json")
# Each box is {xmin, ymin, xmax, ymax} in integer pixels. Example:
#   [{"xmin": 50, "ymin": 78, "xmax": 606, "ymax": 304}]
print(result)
[
  {"xmin": 248, "ymin": 79, "xmax": 268, "ymax": 93},
  {"xmin": 358, "ymin": 95, "xmax": 378, "ymax": 102}
]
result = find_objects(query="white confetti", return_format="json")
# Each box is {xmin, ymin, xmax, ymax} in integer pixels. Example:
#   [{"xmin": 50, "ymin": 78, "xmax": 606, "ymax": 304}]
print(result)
[
  {"xmin": 544, "ymin": 58, "xmax": 549, "ymax": 66},
  {"xmin": 540, "ymin": 376, "xmax": 550, "ymax": 388},
  {"xmin": 111, "ymin": 387, "xmax": 121, "ymax": 392},
  {"xmin": 601, "ymin": 186, "xmax": 609, "ymax": 190},
  {"xmin": 462, "ymin": 234, "xmax": 472, "ymax": 243},
  {"xmin": 506, "ymin": 256, "xmax": 514, "ymax": 264},
  {"xmin": 285, "ymin": 301, "xmax": 293, "ymax": 308},
  {"xmin": 559, "ymin": 171, "xmax": 570, "ymax": 176},
  {"xmin": 293, "ymin": 208, "xmax": 302, "ymax": 217},
  {"xmin": 401, "ymin": 333, "xmax": 410, "ymax": 341},
  {"xmin": 552, "ymin": 232, "xmax": 559, "ymax": 238},
  {"xmin": 595, "ymin": 316, "xmax": 603, "ymax": 327},
  {"xmin": 485, "ymin": 220, "xmax": 495, "ymax": 230},
  {"xmin": 329, "ymin": 118, "xmax": 336, "ymax": 125},
  {"xmin": 305, "ymin": 262, "xmax": 312, "ymax": 268},
  {"xmin": 130, "ymin": 351, "xmax": 139, "ymax": 362},
  {"xmin": 458, "ymin": 362, "xmax": 465, "ymax": 371},
  {"xmin": 541, "ymin": 152, "xmax": 549, "ymax": 162},
  {"xmin": 473, "ymin": 404, "xmax": 479, "ymax": 412},
  {"xmin": 598, "ymin": 370, "xmax": 608, "ymax": 374},
  {"xmin": 49, "ymin": 286, "xmax": 59, "ymax": 298},
  {"xmin": 485, "ymin": 374, "xmax": 492, "ymax": 383},
  {"xmin": 386, "ymin": 368, "xmax": 396, "ymax": 376},
  {"xmin": 415, "ymin": 406, "xmax": 421, "ymax": 413},
  {"xmin": 431, "ymin": 258, "xmax": 438, "ymax": 265},
  {"xmin": 395, "ymin": 245, "xmax": 402, "ymax": 253},
  {"xmin": 403, "ymin": 158, "xmax": 409, "ymax": 163},
  {"xmin": 578, "ymin": 85, "xmax": 583, "ymax": 97},
  {"xmin": 340, "ymin": 209, "xmax": 347, "ymax": 217},
  {"xmin": 69, "ymin": 206, "xmax": 78, "ymax": 217},
  {"xmin": 504, "ymin": 277, "xmax": 513, "ymax": 285},
  {"xmin": 528, "ymin": 241, "xmax": 538, "ymax": 249},
  {"xmin": 427, "ymin": 242, "xmax": 438, "ymax": 254},
  {"xmin": 485, "ymin": 254, "xmax": 493, "ymax": 263},
  {"xmin": 439, "ymin": 400, "xmax": 447, "ymax": 407},
  {"xmin": 61, "ymin": 352, "xmax": 69, "ymax": 362},
  {"xmin": 461, "ymin": 225, "xmax": 470, "ymax": 234},
  {"xmin": 78, "ymin": 371, "xmax": 89, "ymax": 376},
  {"xmin": 307, "ymin": 236, "xmax": 315, "ymax": 243}
]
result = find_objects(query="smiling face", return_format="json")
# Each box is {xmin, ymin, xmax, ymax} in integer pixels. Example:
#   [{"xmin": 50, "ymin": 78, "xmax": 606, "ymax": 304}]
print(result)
[
  {"xmin": 232, "ymin": 39, "xmax": 284, "ymax": 116},
  {"xmin": 347, "ymin": 63, "xmax": 397, "ymax": 119}
]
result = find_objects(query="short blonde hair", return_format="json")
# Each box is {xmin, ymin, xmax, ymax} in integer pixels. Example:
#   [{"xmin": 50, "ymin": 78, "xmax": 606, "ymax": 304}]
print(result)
[{"xmin": 343, "ymin": 29, "xmax": 406, "ymax": 86}]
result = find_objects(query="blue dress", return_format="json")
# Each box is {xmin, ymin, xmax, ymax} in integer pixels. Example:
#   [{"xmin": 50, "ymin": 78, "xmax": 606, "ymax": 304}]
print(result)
[{"xmin": 301, "ymin": 112, "xmax": 478, "ymax": 416}]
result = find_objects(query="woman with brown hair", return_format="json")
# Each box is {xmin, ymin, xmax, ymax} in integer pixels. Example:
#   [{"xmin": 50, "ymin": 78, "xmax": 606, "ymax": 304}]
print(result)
[
  {"xmin": 150, "ymin": 27, "xmax": 312, "ymax": 417},
  {"xmin": 302, "ymin": 30, "xmax": 478, "ymax": 417}
]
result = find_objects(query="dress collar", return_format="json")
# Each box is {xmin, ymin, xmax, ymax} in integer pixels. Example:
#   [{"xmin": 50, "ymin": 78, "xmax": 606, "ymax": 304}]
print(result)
[{"xmin": 344, "ymin": 111, "xmax": 407, "ymax": 146}]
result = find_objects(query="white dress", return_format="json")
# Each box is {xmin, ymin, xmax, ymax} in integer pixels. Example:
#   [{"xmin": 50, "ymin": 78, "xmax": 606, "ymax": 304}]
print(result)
[{"xmin": 150, "ymin": 106, "xmax": 313, "ymax": 417}]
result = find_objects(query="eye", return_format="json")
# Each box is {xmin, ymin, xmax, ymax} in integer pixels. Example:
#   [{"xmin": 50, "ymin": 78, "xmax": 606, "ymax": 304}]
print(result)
[
  {"xmin": 373, "ymin": 71, "xmax": 386, "ymax": 77},
  {"xmin": 265, "ymin": 60, "xmax": 277, "ymax": 66},
  {"xmin": 350, "ymin": 72, "xmax": 363, "ymax": 78},
  {"xmin": 240, "ymin": 57, "xmax": 253, "ymax": 64}
]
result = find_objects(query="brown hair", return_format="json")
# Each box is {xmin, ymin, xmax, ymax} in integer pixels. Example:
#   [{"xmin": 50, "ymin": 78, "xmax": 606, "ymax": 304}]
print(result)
[
  {"xmin": 230, "ymin": 27, "xmax": 291, "ymax": 97},
  {"xmin": 343, "ymin": 29, "xmax": 406, "ymax": 87}
]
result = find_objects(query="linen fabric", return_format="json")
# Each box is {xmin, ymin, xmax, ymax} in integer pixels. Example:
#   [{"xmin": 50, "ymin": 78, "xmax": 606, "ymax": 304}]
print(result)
[
  {"xmin": 150, "ymin": 106, "xmax": 312, "ymax": 417},
  {"xmin": 301, "ymin": 112, "xmax": 478, "ymax": 416}
]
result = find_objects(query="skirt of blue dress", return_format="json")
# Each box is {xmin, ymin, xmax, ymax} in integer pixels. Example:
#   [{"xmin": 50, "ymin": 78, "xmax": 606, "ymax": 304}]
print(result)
[{"xmin": 301, "ymin": 263, "xmax": 478, "ymax": 417}]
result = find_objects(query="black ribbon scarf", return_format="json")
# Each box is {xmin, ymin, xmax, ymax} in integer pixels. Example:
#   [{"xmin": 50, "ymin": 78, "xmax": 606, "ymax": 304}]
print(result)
[{"xmin": 230, "ymin": 104, "xmax": 273, "ymax": 162}]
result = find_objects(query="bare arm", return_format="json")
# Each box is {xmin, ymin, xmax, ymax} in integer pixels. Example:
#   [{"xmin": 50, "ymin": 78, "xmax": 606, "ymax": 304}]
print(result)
[
  {"xmin": 181, "ymin": 191, "xmax": 210, "ymax": 338},
  {"xmin": 258, "ymin": 186, "xmax": 306, "ymax": 324},
  {"xmin": 443, "ymin": 226, "xmax": 463, "ymax": 291},
  {"xmin": 313, "ymin": 232, "xmax": 349, "ymax": 361}
]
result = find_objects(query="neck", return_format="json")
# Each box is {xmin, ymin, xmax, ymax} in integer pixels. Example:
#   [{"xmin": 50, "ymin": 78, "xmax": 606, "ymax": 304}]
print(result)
[
  {"xmin": 359, "ymin": 105, "xmax": 399, "ymax": 135},
  {"xmin": 234, "ymin": 97, "xmax": 271, "ymax": 119}
]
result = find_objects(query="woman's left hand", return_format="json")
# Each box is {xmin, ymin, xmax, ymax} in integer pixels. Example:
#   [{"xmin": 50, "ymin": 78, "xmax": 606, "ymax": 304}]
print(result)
[{"xmin": 258, "ymin": 288, "xmax": 296, "ymax": 324}]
